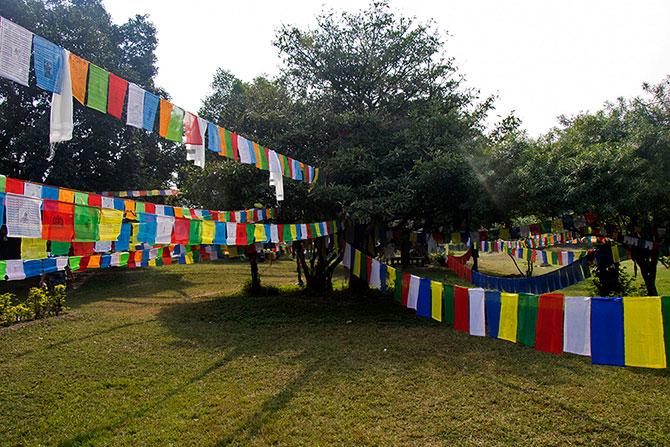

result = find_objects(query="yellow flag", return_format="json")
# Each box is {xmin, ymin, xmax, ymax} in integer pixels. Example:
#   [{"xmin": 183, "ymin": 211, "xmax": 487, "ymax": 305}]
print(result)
[
  {"xmin": 431, "ymin": 280, "xmax": 443, "ymax": 322},
  {"xmin": 254, "ymin": 224, "xmax": 266, "ymax": 242},
  {"xmin": 353, "ymin": 249, "xmax": 362, "ymax": 278},
  {"xmin": 624, "ymin": 297, "xmax": 667, "ymax": 368},
  {"xmin": 498, "ymin": 293, "xmax": 519, "ymax": 342},
  {"xmin": 290, "ymin": 224, "xmax": 297, "ymax": 240},
  {"xmin": 129, "ymin": 223, "xmax": 140, "ymax": 248},
  {"xmin": 201, "ymin": 220, "xmax": 215, "ymax": 244},
  {"xmin": 386, "ymin": 265, "xmax": 396, "ymax": 288},
  {"xmin": 99, "ymin": 208, "xmax": 123, "ymax": 241},
  {"xmin": 21, "ymin": 238, "xmax": 47, "ymax": 260},
  {"xmin": 185, "ymin": 251, "xmax": 194, "ymax": 264}
]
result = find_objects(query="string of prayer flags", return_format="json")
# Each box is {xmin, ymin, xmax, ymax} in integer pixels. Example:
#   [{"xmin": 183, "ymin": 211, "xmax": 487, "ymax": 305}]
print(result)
[
  {"xmin": 623, "ymin": 297, "xmax": 667, "ymax": 368},
  {"xmin": 107, "ymin": 73, "xmax": 128, "ymax": 120},
  {"xmin": 468, "ymin": 288, "xmax": 486, "ymax": 336},
  {"xmin": 86, "ymin": 63, "xmax": 109, "ymax": 113},
  {"xmin": 0, "ymin": 17, "xmax": 32, "ymax": 86},
  {"xmin": 590, "ymin": 297, "xmax": 625, "ymax": 366},
  {"xmin": 32, "ymin": 35, "xmax": 64, "ymax": 93}
]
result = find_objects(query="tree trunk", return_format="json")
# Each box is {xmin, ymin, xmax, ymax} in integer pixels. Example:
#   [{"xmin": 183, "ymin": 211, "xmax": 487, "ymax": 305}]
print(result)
[
  {"xmin": 294, "ymin": 238, "xmax": 343, "ymax": 293},
  {"xmin": 246, "ymin": 246, "xmax": 261, "ymax": 292},
  {"xmin": 472, "ymin": 246, "xmax": 479, "ymax": 271},
  {"xmin": 632, "ymin": 247, "xmax": 659, "ymax": 296}
]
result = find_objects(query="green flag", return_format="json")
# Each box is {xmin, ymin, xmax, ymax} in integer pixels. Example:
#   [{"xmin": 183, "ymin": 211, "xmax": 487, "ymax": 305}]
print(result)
[
  {"xmin": 50, "ymin": 241, "xmax": 71, "ymax": 256},
  {"xmin": 443, "ymin": 284, "xmax": 455, "ymax": 326},
  {"xmin": 74, "ymin": 191, "xmax": 89, "ymax": 205},
  {"xmin": 189, "ymin": 219, "xmax": 202, "ymax": 245},
  {"xmin": 68, "ymin": 256, "xmax": 81, "ymax": 271},
  {"xmin": 166, "ymin": 106, "xmax": 185, "ymax": 142},
  {"xmin": 258, "ymin": 146, "xmax": 269, "ymax": 170},
  {"xmin": 119, "ymin": 252, "xmax": 129, "ymax": 266},
  {"xmin": 661, "ymin": 297, "xmax": 670, "ymax": 363},
  {"xmin": 74, "ymin": 205, "xmax": 100, "ymax": 242},
  {"xmin": 87, "ymin": 64, "xmax": 109, "ymax": 113},
  {"xmin": 283, "ymin": 224, "xmax": 293, "ymax": 242},
  {"xmin": 223, "ymin": 129, "xmax": 235, "ymax": 159},
  {"xmin": 517, "ymin": 293, "xmax": 539, "ymax": 347}
]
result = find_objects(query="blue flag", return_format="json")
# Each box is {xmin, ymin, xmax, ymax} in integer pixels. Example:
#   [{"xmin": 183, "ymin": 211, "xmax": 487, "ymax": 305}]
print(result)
[
  {"xmin": 33, "ymin": 35, "xmax": 64, "ymax": 93},
  {"xmin": 143, "ymin": 92, "xmax": 160, "ymax": 131},
  {"xmin": 591, "ymin": 297, "xmax": 625, "ymax": 366}
]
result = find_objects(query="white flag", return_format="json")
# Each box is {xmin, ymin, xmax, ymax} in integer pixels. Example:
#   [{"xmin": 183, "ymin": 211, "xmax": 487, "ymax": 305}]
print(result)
[
  {"xmin": 50, "ymin": 49, "xmax": 73, "ymax": 146},
  {"xmin": 0, "ymin": 17, "xmax": 32, "ymax": 86},
  {"xmin": 126, "ymin": 83, "xmax": 145, "ymax": 129},
  {"xmin": 5, "ymin": 193, "xmax": 42, "ymax": 238}
]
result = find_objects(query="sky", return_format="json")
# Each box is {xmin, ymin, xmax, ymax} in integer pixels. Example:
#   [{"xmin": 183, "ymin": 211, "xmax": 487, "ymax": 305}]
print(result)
[{"xmin": 103, "ymin": 0, "xmax": 670, "ymax": 136}]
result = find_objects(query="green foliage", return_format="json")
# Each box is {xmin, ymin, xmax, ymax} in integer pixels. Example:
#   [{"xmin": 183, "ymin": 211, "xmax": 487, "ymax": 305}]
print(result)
[
  {"xmin": 0, "ymin": 0, "xmax": 183, "ymax": 191},
  {"xmin": 590, "ymin": 264, "xmax": 646, "ymax": 297},
  {"xmin": 27, "ymin": 287, "xmax": 49, "ymax": 319},
  {"xmin": 48, "ymin": 284, "xmax": 67, "ymax": 316}
]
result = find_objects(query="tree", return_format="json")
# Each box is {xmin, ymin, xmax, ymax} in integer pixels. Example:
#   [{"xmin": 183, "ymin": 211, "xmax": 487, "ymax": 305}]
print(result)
[
  {"xmin": 496, "ymin": 78, "xmax": 670, "ymax": 295},
  {"xmin": 0, "ymin": 0, "xmax": 183, "ymax": 192}
]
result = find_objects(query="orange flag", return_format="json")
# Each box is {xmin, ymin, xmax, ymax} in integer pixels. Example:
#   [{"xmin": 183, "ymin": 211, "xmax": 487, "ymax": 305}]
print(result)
[
  {"xmin": 69, "ymin": 53, "xmax": 89, "ymax": 105},
  {"xmin": 159, "ymin": 99, "xmax": 173, "ymax": 138}
]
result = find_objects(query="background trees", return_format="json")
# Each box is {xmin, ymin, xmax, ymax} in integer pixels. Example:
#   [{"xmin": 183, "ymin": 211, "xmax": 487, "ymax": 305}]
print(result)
[{"xmin": 0, "ymin": 0, "xmax": 182, "ymax": 191}]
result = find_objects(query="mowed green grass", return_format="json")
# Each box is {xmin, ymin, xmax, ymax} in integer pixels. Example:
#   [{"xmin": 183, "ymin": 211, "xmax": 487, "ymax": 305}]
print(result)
[{"xmin": 1, "ymin": 259, "xmax": 670, "ymax": 446}]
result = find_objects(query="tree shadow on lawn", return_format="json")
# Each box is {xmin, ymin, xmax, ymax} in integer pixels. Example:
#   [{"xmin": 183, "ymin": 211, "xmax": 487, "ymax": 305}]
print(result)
[
  {"xmin": 154, "ymin": 289, "xmax": 666, "ymax": 446},
  {"xmin": 56, "ymin": 288, "xmax": 668, "ymax": 446}
]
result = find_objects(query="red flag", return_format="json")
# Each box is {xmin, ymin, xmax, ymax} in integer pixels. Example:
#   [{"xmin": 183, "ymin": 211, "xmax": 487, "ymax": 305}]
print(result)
[
  {"xmin": 366, "ymin": 256, "xmax": 373, "ymax": 283},
  {"xmin": 144, "ymin": 203, "xmax": 156, "ymax": 214},
  {"xmin": 535, "ymin": 293, "xmax": 564, "ymax": 354},
  {"xmin": 236, "ymin": 223, "xmax": 248, "ymax": 245},
  {"xmin": 88, "ymin": 194, "xmax": 102, "ymax": 208},
  {"xmin": 401, "ymin": 272, "xmax": 411, "ymax": 307},
  {"xmin": 73, "ymin": 242, "xmax": 95, "ymax": 256},
  {"xmin": 277, "ymin": 224, "xmax": 284, "ymax": 243},
  {"xmin": 107, "ymin": 73, "xmax": 128, "ymax": 120},
  {"xmin": 172, "ymin": 218, "xmax": 190, "ymax": 244},
  {"xmin": 5, "ymin": 178, "xmax": 24, "ymax": 194},
  {"xmin": 42, "ymin": 200, "xmax": 75, "ymax": 242},
  {"xmin": 184, "ymin": 112, "xmax": 203, "ymax": 145},
  {"xmin": 454, "ymin": 286, "xmax": 470, "ymax": 332},
  {"xmin": 230, "ymin": 131, "xmax": 240, "ymax": 161}
]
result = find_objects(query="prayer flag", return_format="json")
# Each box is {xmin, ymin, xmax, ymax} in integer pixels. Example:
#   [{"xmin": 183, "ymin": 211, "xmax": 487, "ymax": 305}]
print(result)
[
  {"xmin": 114, "ymin": 223, "xmax": 131, "ymax": 252},
  {"xmin": 226, "ymin": 222, "xmax": 237, "ymax": 245},
  {"xmin": 42, "ymin": 200, "xmax": 74, "ymax": 242},
  {"xmin": 591, "ymin": 297, "xmax": 625, "ymax": 366},
  {"xmin": 353, "ymin": 249, "xmax": 362, "ymax": 278},
  {"xmin": 155, "ymin": 215, "xmax": 174, "ymax": 245},
  {"xmin": 430, "ymin": 280, "xmax": 443, "ymax": 322},
  {"xmin": 107, "ymin": 73, "xmax": 128, "ymax": 119},
  {"xmin": 94, "ymin": 240, "xmax": 112, "ymax": 252},
  {"xmin": 126, "ymin": 83, "xmax": 145, "ymax": 128},
  {"xmin": 201, "ymin": 220, "xmax": 215, "ymax": 244},
  {"xmin": 369, "ymin": 259, "xmax": 381, "ymax": 289},
  {"xmin": 623, "ymin": 297, "xmax": 666, "ymax": 368},
  {"xmin": 159, "ymin": 99, "xmax": 172, "ymax": 137},
  {"xmin": 50, "ymin": 241, "xmax": 70, "ymax": 256},
  {"xmin": 143, "ymin": 91, "xmax": 159, "ymax": 131},
  {"xmin": 50, "ymin": 48, "xmax": 73, "ymax": 145},
  {"xmin": 5, "ymin": 259, "xmax": 26, "ymax": 281},
  {"xmin": 33, "ymin": 35, "xmax": 64, "ymax": 93},
  {"xmin": 73, "ymin": 205, "xmax": 100, "ymax": 242},
  {"xmin": 453, "ymin": 285, "xmax": 469, "ymax": 332},
  {"xmin": 485, "ymin": 291, "xmax": 501, "ymax": 338},
  {"xmin": 98, "ymin": 208, "xmax": 123, "ymax": 241},
  {"xmin": 535, "ymin": 293, "xmax": 564, "ymax": 354},
  {"xmin": 563, "ymin": 296, "xmax": 592, "ymax": 356},
  {"xmin": 662, "ymin": 297, "xmax": 670, "ymax": 365},
  {"xmin": 0, "ymin": 18, "xmax": 32, "ymax": 86},
  {"xmin": 189, "ymin": 219, "xmax": 202, "ymax": 245},
  {"xmin": 517, "ymin": 293, "xmax": 539, "ymax": 347},
  {"xmin": 5, "ymin": 194, "xmax": 42, "ymax": 238},
  {"xmin": 416, "ymin": 278, "xmax": 432, "ymax": 318},
  {"xmin": 137, "ymin": 213, "xmax": 158, "ymax": 244},
  {"xmin": 237, "ymin": 134, "xmax": 256, "ymax": 164},
  {"xmin": 401, "ymin": 272, "xmax": 411, "ymax": 306},
  {"xmin": 86, "ymin": 63, "xmax": 109, "ymax": 113},
  {"xmin": 443, "ymin": 284, "xmax": 455, "ymax": 326},
  {"xmin": 165, "ymin": 104, "xmax": 184, "ymax": 142},
  {"xmin": 172, "ymin": 218, "xmax": 190, "ymax": 244},
  {"xmin": 499, "ymin": 293, "xmax": 519, "ymax": 342},
  {"xmin": 69, "ymin": 53, "xmax": 88, "ymax": 104},
  {"xmin": 468, "ymin": 288, "xmax": 486, "ymax": 336},
  {"xmin": 21, "ymin": 238, "xmax": 47, "ymax": 260},
  {"xmin": 407, "ymin": 274, "xmax": 420, "ymax": 310}
]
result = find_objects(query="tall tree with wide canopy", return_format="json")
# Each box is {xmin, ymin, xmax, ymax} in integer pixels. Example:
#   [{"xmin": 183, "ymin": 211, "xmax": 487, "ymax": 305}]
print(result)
[{"xmin": 0, "ymin": 0, "xmax": 182, "ymax": 191}]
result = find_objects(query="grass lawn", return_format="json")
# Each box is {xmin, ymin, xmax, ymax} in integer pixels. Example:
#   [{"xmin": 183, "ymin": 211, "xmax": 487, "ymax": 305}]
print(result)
[{"xmin": 1, "ymin": 259, "xmax": 670, "ymax": 446}]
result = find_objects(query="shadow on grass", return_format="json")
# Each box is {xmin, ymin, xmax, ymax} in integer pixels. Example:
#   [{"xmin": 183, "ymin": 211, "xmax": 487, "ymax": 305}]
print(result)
[{"xmin": 56, "ymin": 287, "xmax": 667, "ymax": 446}]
